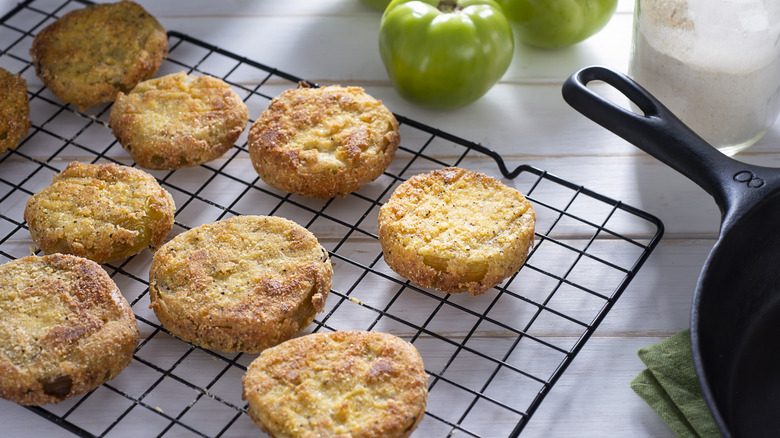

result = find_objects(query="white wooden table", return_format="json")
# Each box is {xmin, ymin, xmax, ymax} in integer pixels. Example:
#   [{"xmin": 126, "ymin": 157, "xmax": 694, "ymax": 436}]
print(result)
[{"xmin": 1, "ymin": 0, "xmax": 777, "ymax": 436}]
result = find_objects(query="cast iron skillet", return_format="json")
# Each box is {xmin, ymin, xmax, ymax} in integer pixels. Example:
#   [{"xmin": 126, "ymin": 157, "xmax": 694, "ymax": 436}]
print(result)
[{"xmin": 562, "ymin": 65, "xmax": 780, "ymax": 437}]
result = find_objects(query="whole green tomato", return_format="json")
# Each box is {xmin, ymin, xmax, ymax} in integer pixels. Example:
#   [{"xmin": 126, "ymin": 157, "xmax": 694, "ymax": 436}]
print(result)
[
  {"xmin": 360, "ymin": 0, "xmax": 392, "ymax": 10},
  {"xmin": 378, "ymin": 0, "xmax": 514, "ymax": 109},
  {"xmin": 495, "ymin": 0, "xmax": 617, "ymax": 49}
]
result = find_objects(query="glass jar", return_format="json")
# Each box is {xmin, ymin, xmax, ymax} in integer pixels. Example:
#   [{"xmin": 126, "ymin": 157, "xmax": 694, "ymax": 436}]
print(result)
[{"xmin": 629, "ymin": 0, "xmax": 780, "ymax": 156}]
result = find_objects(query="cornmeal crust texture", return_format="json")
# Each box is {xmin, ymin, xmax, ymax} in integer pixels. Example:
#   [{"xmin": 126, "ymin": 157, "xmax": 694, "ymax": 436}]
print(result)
[
  {"xmin": 0, "ymin": 254, "xmax": 139, "ymax": 405},
  {"xmin": 0, "ymin": 67, "xmax": 30, "ymax": 154},
  {"xmin": 29, "ymin": 0, "xmax": 168, "ymax": 110},
  {"xmin": 148, "ymin": 215, "xmax": 332, "ymax": 353},
  {"xmin": 242, "ymin": 330, "xmax": 428, "ymax": 438},
  {"xmin": 24, "ymin": 161, "xmax": 175, "ymax": 264},
  {"xmin": 378, "ymin": 167, "xmax": 536, "ymax": 296},
  {"xmin": 248, "ymin": 84, "xmax": 400, "ymax": 198},
  {"xmin": 110, "ymin": 72, "xmax": 249, "ymax": 170}
]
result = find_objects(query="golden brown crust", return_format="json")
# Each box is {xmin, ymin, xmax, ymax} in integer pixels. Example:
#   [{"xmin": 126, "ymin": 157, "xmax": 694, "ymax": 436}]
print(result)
[
  {"xmin": 110, "ymin": 72, "xmax": 249, "ymax": 170},
  {"xmin": 24, "ymin": 161, "xmax": 176, "ymax": 264},
  {"xmin": 248, "ymin": 84, "xmax": 400, "ymax": 198},
  {"xmin": 378, "ymin": 167, "xmax": 536, "ymax": 296},
  {"xmin": 242, "ymin": 330, "xmax": 428, "ymax": 438},
  {"xmin": 148, "ymin": 215, "xmax": 332, "ymax": 353},
  {"xmin": 29, "ymin": 0, "xmax": 168, "ymax": 110},
  {"xmin": 0, "ymin": 254, "xmax": 139, "ymax": 405},
  {"xmin": 0, "ymin": 67, "xmax": 30, "ymax": 154}
]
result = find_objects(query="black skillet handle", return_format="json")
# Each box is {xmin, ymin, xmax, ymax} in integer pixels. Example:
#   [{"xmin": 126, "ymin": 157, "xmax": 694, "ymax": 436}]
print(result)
[{"xmin": 562, "ymin": 66, "xmax": 757, "ymax": 217}]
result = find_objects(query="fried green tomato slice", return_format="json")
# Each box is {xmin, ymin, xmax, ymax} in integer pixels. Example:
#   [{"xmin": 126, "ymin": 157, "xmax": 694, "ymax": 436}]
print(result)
[
  {"xmin": 0, "ymin": 67, "xmax": 30, "ymax": 154},
  {"xmin": 24, "ymin": 161, "xmax": 175, "ymax": 264},
  {"xmin": 148, "ymin": 215, "xmax": 332, "ymax": 353},
  {"xmin": 378, "ymin": 167, "xmax": 536, "ymax": 296},
  {"xmin": 242, "ymin": 330, "xmax": 428, "ymax": 438},
  {"xmin": 0, "ymin": 254, "xmax": 139, "ymax": 406},
  {"xmin": 30, "ymin": 0, "xmax": 168, "ymax": 110},
  {"xmin": 248, "ymin": 84, "xmax": 400, "ymax": 198},
  {"xmin": 110, "ymin": 72, "xmax": 249, "ymax": 170}
]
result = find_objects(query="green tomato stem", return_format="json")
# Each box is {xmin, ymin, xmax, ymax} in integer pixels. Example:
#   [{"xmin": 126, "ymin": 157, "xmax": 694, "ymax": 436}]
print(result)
[{"xmin": 438, "ymin": 0, "xmax": 463, "ymax": 13}]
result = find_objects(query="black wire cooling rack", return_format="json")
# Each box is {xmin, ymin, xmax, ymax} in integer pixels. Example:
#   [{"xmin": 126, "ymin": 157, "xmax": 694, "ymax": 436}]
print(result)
[{"xmin": 0, "ymin": 1, "xmax": 664, "ymax": 437}]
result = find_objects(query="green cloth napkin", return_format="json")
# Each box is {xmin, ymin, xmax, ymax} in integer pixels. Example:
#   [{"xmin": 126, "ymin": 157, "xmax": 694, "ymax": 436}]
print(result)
[{"xmin": 630, "ymin": 329, "xmax": 722, "ymax": 437}]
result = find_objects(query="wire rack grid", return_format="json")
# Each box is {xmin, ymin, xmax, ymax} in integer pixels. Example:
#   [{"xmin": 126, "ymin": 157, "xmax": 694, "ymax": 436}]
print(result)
[{"xmin": 0, "ymin": 1, "xmax": 664, "ymax": 437}]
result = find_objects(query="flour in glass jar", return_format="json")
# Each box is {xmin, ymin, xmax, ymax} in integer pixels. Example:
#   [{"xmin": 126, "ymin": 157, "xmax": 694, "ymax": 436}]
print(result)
[{"xmin": 629, "ymin": 0, "xmax": 780, "ymax": 155}]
